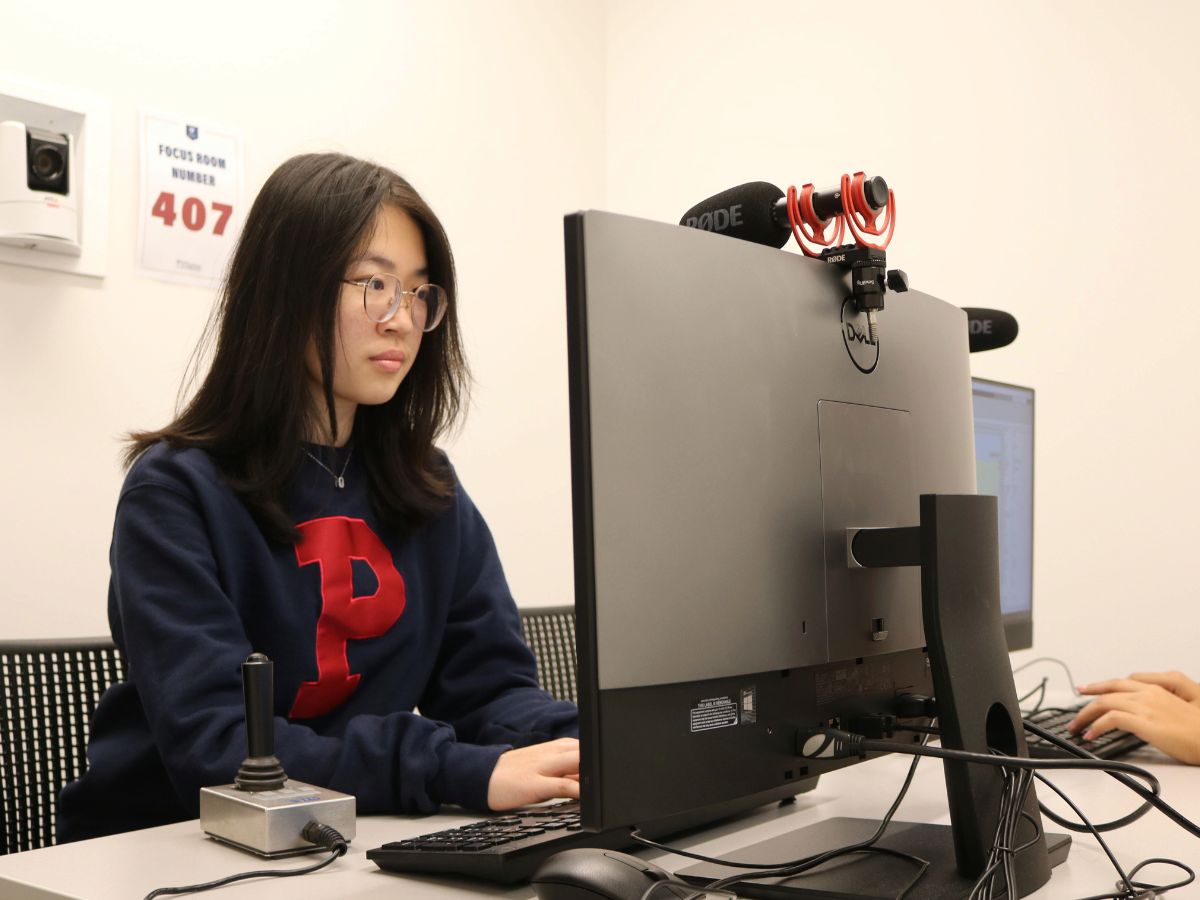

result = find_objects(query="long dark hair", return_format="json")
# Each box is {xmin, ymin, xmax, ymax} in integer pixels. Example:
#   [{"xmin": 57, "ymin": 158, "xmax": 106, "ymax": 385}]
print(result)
[{"xmin": 128, "ymin": 153, "xmax": 469, "ymax": 543}]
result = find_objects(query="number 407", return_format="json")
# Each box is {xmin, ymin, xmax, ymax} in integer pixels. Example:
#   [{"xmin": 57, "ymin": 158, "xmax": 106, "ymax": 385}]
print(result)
[{"xmin": 151, "ymin": 192, "xmax": 234, "ymax": 235}]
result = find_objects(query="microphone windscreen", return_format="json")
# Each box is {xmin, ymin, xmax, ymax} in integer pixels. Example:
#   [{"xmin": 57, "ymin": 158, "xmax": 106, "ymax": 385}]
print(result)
[
  {"xmin": 680, "ymin": 182, "xmax": 790, "ymax": 249},
  {"xmin": 963, "ymin": 308, "xmax": 1019, "ymax": 352}
]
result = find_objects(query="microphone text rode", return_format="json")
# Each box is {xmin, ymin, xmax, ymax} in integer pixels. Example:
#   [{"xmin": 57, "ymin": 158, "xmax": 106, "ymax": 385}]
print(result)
[
  {"xmin": 962, "ymin": 308, "xmax": 1019, "ymax": 352},
  {"xmin": 681, "ymin": 173, "xmax": 901, "ymax": 344},
  {"xmin": 680, "ymin": 177, "xmax": 1020, "ymax": 353}
]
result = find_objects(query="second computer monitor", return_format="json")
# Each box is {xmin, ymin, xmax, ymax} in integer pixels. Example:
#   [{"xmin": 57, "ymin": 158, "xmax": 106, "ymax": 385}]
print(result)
[{"xmin": 971, "ymin": 378, "xmax": 1035, "ymax": 651}]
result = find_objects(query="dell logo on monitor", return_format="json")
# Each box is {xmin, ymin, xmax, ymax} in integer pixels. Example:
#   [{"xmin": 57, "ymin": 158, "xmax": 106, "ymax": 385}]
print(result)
[{"xmin": 841, "ymin": 298, "xmax": 879, "ymax": 374}]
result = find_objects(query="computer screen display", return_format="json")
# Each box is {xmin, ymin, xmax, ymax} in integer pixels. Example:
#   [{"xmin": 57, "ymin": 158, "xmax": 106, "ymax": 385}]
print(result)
[{"xmin": 971, "ymin": 378, "xmax": 1034, "ymax": 650}]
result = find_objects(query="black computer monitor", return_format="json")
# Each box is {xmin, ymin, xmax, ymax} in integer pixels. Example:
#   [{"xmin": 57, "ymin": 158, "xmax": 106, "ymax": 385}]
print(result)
[
  {"xmin": 564, "ymin": 210, "xmax": 1060, "ymax": 897},
  {"xmin": 971, "ymin": 378, "xmax": 1035, "ymax": 652}
]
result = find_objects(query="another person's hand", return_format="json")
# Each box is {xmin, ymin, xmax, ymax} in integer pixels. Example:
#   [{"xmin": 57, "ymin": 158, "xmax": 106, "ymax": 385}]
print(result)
[
  {"xmin": 487, "ymin": 737, "xmax": 580, "ymax": 810},
  {"xmin": 1069, "ymin": 672, "xmax": 1200, "ymax": 765}
]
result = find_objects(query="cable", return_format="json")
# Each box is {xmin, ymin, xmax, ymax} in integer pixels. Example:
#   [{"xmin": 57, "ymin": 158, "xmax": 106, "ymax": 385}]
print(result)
[
  {"xmin": 142, "ymin": 822, "xmax": 348, "ymax": 900},
  {"xmin": 1012, "ymin": 656, "xmax": 1085, "ymax": 700},
  {"xmin": 631, "ymin": 734, "xmax": 932, "ymax": 899},
  {"xmin": 632, "ymin": 733, "xmax": 927, "ymax": 869},
  {"xmin": 1023, "ymin": 720, "xmax": 1157, "ymax": 832},
  {"xmin": 804, "ymin": 726, "xmax": 1200, "ymax": 839},
  {"xmin": 965, "ymin": 766, "xmax": 1040, "ymax": 900},
  {"xmin": 1035, "ymin": 772, "xmax": 1135, "ymax": 895},
  {"xmin": 1034, "ymin": 775, "xmax": 1194, "ymax": 900},
  {"xmin": 1018, "ymin": 676, "xmax": 1048, "ymax": 713}
]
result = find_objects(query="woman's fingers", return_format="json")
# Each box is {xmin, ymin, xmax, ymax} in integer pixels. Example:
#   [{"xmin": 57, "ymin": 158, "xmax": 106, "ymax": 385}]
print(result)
[
  {"xmin": 1080, "ymin": 708, "xmax": 1139, "ymax": 741},
  {"xmin": 537, "ymin": 748, "xmax": 580, "ymax": 778},
  {"xmin": 1079, "ymin": 672, "xmax": 1200, "ymax": 704},
  {"xmin": 1127, "ymin": 670, "xmax": 1200, "ymax": 704},
  {"xmin": 487, "ymin": 738, "xmax": 582, "ymax": 810},
  {"xmin": 1067, "ymin": 686, "xmax": 1200, "ymax": 765},
  {"xmin": 1078, "ymin": 678, "xmax": 1162, "ymax": 696},
  {"xmin": 1069, "ymin": 692, "xmax": 1143, "ymax": 734},
  {"xmin": 546, "ymin": 777, "xmax": 581, "ymax": 800}
]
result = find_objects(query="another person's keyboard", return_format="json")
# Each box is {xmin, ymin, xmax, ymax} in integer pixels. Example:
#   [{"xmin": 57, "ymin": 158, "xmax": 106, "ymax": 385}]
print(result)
[
  {"xmin": 366, "ymin": 800, "xmax": 635, "ymax": 883},
  {"xmin": 1024, "ymin": 703, "xmax": 1146, "ymax": 759}
]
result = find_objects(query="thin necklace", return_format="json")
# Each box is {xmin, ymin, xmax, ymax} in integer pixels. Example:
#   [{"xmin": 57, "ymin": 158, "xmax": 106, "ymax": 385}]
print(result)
[{"xmin": 305, "ymin": 444, "xmax": 353, "ymax": 489}]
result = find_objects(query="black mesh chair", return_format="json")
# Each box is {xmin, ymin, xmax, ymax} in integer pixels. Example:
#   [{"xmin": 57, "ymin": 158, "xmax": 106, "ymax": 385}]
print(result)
[
  {"xmin": 0, "ymin": 615, "xmax": 574, "ymax": 855},
  {"xmin": 0, "ymin": 638, "xmax": 126, "ymax": 855},
  {"xmin": 518, "ymin": 606, "xmax": 578, "ymax": 705}
]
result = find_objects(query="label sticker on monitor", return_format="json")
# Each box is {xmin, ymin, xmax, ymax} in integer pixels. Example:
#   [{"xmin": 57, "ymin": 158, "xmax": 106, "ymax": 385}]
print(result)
[
  {"xmin": 740, "ymin": 687, "xmax": 757, "ymax": 724},
  {"xmin": 690, "ymin": 696, "xmax": 738, "ymax": 732},
  {"xmin": 815, "ymin": 659, "xmax": 894, "ymax": 706}
]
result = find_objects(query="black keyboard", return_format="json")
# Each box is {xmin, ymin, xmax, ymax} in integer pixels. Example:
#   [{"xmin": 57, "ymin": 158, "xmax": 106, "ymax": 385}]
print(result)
[
  {"xmin": 1024, "ymin": 703, "xmax": 1146, "ymax": 759},
  {"xmin": 366, "ymin": 800, "xmax": 635, "ymax": 883}
]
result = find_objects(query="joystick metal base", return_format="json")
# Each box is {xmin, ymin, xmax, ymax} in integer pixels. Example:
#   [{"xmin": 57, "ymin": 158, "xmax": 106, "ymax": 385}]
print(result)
[{"xmin": 200, "ymin": 779, "xmax": 356, "ymax": 858}]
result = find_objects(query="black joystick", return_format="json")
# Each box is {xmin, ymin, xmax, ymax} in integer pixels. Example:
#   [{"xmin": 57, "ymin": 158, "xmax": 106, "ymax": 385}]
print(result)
[
  {"xmin": 200, "ymin": 652, "xmax": 354, "ymax": 855},
  {"xmin": 235, "ymin": 653, "xmax": 288, "ymax": 792}
]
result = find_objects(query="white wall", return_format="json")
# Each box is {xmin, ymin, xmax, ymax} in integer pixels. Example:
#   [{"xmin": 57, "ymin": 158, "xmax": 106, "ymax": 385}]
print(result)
[
  {"xmin": 0, "ymin": 0, "xmax": 605, "ymax": 638},
  {"xmin": 604, "ymin": 1, "xmax": 1200, "ymax": 684},
  {"xmin": 5, "ymin": 1, "xmax": 1197, "ymax": 688}
]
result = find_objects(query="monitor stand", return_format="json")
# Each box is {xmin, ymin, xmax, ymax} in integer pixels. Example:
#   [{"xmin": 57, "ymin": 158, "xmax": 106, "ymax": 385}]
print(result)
[
  {"xmin": 679, "ymin": 495, "xmax": 1069, "ymax": 900},
  {"xmin": 677, "ymin": 817, "xmax": 1070, "ymax": 900}
]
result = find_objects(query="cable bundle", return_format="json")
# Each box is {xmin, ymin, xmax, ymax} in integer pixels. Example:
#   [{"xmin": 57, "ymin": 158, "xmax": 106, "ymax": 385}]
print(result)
[
  {"xmin": 645, "ymin": 720, "xmax": 1198, "ymax": 900},
  {"xmin": 967, "ymin": 762, "xmax": 1039, "ymax": 900}
]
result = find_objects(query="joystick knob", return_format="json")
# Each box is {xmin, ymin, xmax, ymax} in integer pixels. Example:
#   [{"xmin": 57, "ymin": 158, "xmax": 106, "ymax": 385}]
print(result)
[{"xmin": 235, "ymin": 652, "xmax": 287, "ymax": 792}]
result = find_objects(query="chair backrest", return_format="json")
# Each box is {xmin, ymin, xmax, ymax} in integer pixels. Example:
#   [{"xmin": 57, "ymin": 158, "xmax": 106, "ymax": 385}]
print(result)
[
  {"xmin": 518, "ymin": 606, "xmax": 578, "ymax": 705},
  {"xmin": 0, "ymin": 638, "xmax": 126, "ymax": 855},
  {"xmin": 0, "ymin": 615, "xmax": 574, "ymax": 855}
]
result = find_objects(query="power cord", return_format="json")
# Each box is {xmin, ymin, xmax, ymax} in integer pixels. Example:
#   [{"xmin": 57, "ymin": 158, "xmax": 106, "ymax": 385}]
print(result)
[
  {"xmin": 1018, "ymin": 677, "xmax": 1049, "ymax": 713},
  {"xmin": 965, "ymin": 759, "xmax": 1041, "ymax": 900},
  {"xmin": 1013, "ymin": 657, "xmax": 1085, "ymax": 713},
  {"xmin": 800, "ymin": 724, "xmax": 1200, "ymax": 900},
  {"xmin": 900, "ymin": 721, "xmax": 1160, "ymax": 833},
  {"xmin": 142, "ymin": 821, "xmax": 349, "ymax": 900},
  {"xmin": 631, "ymin": 734, "xmax": 932, "ymax": 900},
  {"xmin": 1023, "ymin": 720, "xmax": 1158, "ymax": 832}
]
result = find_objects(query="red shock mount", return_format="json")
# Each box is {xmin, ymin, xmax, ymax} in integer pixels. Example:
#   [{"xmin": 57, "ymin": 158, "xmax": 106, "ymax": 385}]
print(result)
[
  {"xmin": 783, "ymin": 171, "xmax": 905, "ymax": 346},
  {"xmin": 785, "ymin": 171, "xmax": 895, "ymax": 258}
]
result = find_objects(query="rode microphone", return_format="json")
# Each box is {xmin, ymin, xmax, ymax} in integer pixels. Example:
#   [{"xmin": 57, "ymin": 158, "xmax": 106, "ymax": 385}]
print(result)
[
  {"xmin": 679, "ymin": 181, "xmax": 791, "ymax": 248},
  {"xmin": 679, "ymin": 177, "xmax": 890, "ymax": 252},
  {"xmin": 680, "ymin": 174, "xmax": 897, "ymax": 343},
  {"xmin": 963, "ymin": 308, "xmax": 1019, "ymax": 352}
]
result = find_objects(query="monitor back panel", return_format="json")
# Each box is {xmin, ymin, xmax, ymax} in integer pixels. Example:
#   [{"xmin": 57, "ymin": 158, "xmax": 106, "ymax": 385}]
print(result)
[{"xmin": 565, "ymin": 210, "xmax": 976, "ymax": 830}]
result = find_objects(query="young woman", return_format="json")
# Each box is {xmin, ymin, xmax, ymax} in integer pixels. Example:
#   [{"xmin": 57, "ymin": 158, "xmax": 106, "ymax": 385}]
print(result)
[{"xmin": 57, "ymin": 153, "xmax": 579, "ymax": 842}]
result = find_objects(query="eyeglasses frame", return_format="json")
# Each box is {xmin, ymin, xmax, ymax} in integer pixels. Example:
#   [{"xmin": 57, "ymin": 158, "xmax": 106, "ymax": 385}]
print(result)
[{"xmin": 341, "ymin": 273, "xmax": 447, "ymax": 332}]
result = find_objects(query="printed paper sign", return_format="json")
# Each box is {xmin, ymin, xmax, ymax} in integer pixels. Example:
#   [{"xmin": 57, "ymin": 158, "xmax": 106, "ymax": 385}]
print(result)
[{"xmin": 136, "ymin": 110, "xmax": 243, "ymax": 287}]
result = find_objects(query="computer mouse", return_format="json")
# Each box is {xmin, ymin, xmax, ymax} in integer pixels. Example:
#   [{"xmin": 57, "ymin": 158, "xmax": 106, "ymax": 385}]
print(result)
[{"xmin": 531, "ymin": 848, "xmax": 693, "ymax": 900}]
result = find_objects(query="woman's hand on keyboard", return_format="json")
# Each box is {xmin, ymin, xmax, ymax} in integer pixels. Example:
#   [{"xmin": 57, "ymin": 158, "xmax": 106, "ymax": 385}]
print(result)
[
  {"xmin": 1082, "ymin": 671, "xmax": 1200, "ymax": 707},
  {"xmin": 487, "ymin": 737, "xmax": 580, "ymax": 811},
  {"xmin": 1071, "ymin": 674, "xmax": 1200, "ymax": 765}
]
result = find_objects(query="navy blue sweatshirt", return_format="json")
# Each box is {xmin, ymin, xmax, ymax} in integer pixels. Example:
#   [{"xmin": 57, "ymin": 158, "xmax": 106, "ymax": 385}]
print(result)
[{"xmin": 57, "ymin": 442, "xmax": 577, "ymax": 842}]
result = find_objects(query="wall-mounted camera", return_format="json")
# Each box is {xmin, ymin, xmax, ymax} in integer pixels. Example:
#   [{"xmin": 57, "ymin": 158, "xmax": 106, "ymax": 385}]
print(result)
[{"xmin": 0, "ymin": 120, "xmax": 81, "ymax": 256}]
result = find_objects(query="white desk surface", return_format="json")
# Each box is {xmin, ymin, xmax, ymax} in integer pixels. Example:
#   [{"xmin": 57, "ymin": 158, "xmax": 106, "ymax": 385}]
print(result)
[{"xmin": 1, "ymin": 745, "xmax": 1196, "ymax": 900}]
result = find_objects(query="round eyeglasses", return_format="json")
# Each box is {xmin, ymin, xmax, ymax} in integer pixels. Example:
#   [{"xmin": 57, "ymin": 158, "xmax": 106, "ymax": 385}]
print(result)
[{"xmin": 342, "ymin": 274, "xmax": 448, "ymax": 332}]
